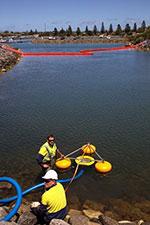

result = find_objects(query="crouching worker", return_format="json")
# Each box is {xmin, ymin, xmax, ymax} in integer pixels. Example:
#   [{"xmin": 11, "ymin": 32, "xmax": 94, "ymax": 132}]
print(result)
[
  {"xmin": 31, "ymin": 170, "xmax": 67, "ymax": 224},
  {"xmin": 37, "ymin": 134, "xmax": 64, "ymax": 171}
]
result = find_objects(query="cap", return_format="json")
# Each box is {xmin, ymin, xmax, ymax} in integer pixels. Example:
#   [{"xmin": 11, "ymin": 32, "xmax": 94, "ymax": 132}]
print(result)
[{"xmin": 42, "ymin": 170, "xmax": 58, "ymax": 180}]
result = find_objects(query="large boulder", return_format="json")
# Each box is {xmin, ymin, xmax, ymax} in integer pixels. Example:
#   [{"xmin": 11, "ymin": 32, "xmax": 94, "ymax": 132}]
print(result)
[
  {"xmin": 69, "ymin": 214, "xmax": 89, "ymax": 225},
  {"xmin": 50, "ymin": 219, "xmax": 70, "ymax": 225},
  {"xmin": 98, "ymin": 215, "xmax": 119, "ymax": 225},
  {"xmin": 17, "ymin": 211, "xmax": 37, "ymax": 225},
  {"xmin": 0, "ymin": 222, "xmax": 17, "ymax": 225},
  {"xmin": 0, "ymin": 207, "xmax": 7, "ymax": 218}
]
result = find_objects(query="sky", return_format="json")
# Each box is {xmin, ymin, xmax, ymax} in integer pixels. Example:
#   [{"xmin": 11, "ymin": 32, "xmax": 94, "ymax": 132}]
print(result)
[{"xmin": 1, "ymin": 0, "xmax": 150, "ymax": 32}]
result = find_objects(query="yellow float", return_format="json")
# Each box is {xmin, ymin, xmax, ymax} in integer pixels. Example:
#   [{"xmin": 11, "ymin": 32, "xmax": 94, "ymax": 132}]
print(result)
[
  {"xmin": 82, "ymin": 144, "xmax": 96, "ymax": 154},
  {"xmin": 75, "ymin": 155, "xmax": 95, "ymax": 166},
  {"xmin": 55, "ymin": 158, "xmax": 71, "ymax": 170},
  {"xmin": 95, "ymin": 161, "xmax": 112, "ymax": 173}
]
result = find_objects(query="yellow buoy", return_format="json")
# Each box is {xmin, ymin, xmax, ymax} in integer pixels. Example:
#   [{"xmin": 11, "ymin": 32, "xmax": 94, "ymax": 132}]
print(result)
[
  {"xmin": 75, "ymin": 155, "xmax": 95, "ymax": 166},
  {"xmin": 95, "ymin": 161, "xmax": 112, "ymax": 173},
  {"xmin": 82, "ymin": 144, "xmax": 96, "ymax": 154},
  {"xmin": 55, "ymin": 158, "xmax": 71, "ymax": 170}
]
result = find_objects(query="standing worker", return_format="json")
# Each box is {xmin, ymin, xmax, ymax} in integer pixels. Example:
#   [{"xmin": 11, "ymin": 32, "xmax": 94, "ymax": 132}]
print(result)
[
  {"xmin": 31, "ymin": 170, "xmax": 67, "ymax": 224},
  {"xmin": 37, "ymin": 134, "xmax": 64, "ymax": 170}
]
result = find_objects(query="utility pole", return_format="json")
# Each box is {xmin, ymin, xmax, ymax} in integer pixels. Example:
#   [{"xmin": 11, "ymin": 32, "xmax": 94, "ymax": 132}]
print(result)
[{"xmin": 44, "ymin": 23, "xmax": 46, "ymax": 32}]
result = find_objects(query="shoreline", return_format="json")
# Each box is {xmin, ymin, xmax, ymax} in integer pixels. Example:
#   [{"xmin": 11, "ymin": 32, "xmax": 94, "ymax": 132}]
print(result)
[{"xmin": 0, "ymin": 44, "xmax": 21, "ymax": 74}]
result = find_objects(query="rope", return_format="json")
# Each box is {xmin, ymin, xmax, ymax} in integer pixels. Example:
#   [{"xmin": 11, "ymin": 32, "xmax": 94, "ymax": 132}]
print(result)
[
  {"xmin": 64, "ymin": 146, "xmax": 82, "ymax": 158},
  {"xmin": 65, "ymin": 163, "xmax": 80, "ymax": 192},
  {"xmin": 95, "ymin": 151, "xmax": 104, "ymax": 161}
]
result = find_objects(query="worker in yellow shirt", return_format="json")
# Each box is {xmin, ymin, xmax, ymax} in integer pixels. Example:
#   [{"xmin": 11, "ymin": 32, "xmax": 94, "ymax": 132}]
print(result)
[
  {"xmin": 36, "ymin": 134, "xmax": 64, "ymax": 170},
  {"xmin": 31, "ymin": 170, "xmax": 67, "ymax": 224}
]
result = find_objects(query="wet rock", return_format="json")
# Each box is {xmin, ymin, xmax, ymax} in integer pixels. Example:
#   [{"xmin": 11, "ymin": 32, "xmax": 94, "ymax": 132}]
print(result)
[
  {"xmin": 50, "ymin": 219, "xmax": 70, "ymax": 225},
  {"xmin": 69, "ymin": 214, "xmax": 89, "ymax": 225},
  {"xmin": 98, "ymin": 215, "xmax": 119, "ymax": 225},
  {"xmin": 17, "ymin": 211, "xmax": 37, "ymax": 225},
  {"xmin": 83, "ymin": 209, "xmax": 103, "ymax": 220}
]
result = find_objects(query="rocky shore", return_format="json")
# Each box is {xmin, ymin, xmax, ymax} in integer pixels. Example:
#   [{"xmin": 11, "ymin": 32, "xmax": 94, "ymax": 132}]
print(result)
[
  {"xmin": 0, "ymin": 44, "xmax": 21, "ymax": 74},
  {"xmin": 0, "ymin": 197, "xmax": 150, "ymax": 225}
]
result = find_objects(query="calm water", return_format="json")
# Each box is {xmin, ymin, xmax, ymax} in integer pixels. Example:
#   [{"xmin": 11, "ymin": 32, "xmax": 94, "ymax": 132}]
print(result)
[{"xmin": 0, "ymin": 43, "xmax": 150, "ymax": 203}]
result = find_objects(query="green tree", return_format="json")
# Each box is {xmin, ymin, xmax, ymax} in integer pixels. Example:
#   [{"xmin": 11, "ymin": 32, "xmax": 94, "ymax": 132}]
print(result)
[
  {"xmin": 59, "ymin": 28, "xmax": 66, "ymax": 36},
  {"xmin": 66, "ymin": 25, "xmax": 73, "ymax": 36},
  {"xmin": 108, "ymin": 24, "xmax": 113, "ymax": 33},
  {"xmin": 85, "ymin": 26, "xmax": 89, "ymax": 35},
  {"xmin": 100, "ymin": 22, "xmax": 105, "ymax": 33},
  {"xmin": 53, "ymin": 27, "xmax": 58, "ymax": 36},
  {"xmin": 76, "ymin": 27, "xmax": 81, "ymax": 36},
  {"xmin": 93, "ymin": 25, "xmax": 98, "ymax": 35},
  {"xmin": 124, "ymin": 23, "xmax": 131, "ymax": 34},
  {"xmin": 133, "ymin": 23, "xmax": 137, "ymax": 32},
  {"xmin": 141, "ymin": 20, "xmax": 146, "ymax": 31},
  {"xmin": 115, "ymin": 24, "xmax": 122, "ymax": 35}
]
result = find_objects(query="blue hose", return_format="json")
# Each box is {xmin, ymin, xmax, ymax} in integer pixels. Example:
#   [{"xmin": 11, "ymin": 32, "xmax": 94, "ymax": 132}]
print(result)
[
  {"xmin": 0, "ymin": 177, "xmax": 22, "ymax": 222},
  {"xmin": 0, "ymin": 168, "xmax": 85, "ymax": 221},
  {"xmin": 0, "ymin": 169, "xmax": 84, "ymax": 204}
]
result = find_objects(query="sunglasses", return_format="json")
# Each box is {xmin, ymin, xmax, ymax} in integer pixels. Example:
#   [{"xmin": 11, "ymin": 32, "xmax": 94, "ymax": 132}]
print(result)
[{"xmin": 44, "ymin": 179, "xmax": 51, "ymax": 183}]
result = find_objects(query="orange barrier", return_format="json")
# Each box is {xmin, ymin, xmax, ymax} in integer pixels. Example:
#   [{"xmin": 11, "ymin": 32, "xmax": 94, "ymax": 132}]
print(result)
[
  {"xmin": 80, "ymin": 45, "xmax": 136, "ymax": 53},
  {"xmin": 2, "ymin": 44, "xmax": 136, "ymax": 57},
  {"xmin": 23, "ymin": 51, "xmax": 93, "ymax": 56},
  {"xmin": 1, "ymin": 45, "xmax": 23, "ymax": 55}
]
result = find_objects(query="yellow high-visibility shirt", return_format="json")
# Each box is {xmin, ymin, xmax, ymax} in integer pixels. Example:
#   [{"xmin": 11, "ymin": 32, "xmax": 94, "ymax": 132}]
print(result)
[
  {"xmin": 38, "ymin": 142, "xmax": 57, "ymax": 162},
  {"xmin": 41, "ymin": 182, "xmax": 67, "ymax": 213}
]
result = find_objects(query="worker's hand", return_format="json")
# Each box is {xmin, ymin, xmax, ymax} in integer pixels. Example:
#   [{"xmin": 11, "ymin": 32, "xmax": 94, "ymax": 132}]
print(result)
[
  {"xmin": 60, "ymin": 154, "xmax": 65, "ymax": 159},
  {"xmin": 31, "ymin": 201, "xmax": 40, "ymax": 208},
  {"xmin": 41, "ymin": 163, "xmax": 50, "ymax": 168}
]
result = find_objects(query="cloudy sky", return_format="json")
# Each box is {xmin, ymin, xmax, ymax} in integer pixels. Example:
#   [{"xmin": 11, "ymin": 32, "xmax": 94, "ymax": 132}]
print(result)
[{"xmin": 1, "ymin": 0, "xmax": 150, "ymax": 31}]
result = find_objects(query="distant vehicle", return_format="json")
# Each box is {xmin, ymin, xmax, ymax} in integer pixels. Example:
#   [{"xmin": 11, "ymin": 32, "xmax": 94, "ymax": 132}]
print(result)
[{"xmin": 48, "ymin": 36, "xmax": 56, "ymax": 40}]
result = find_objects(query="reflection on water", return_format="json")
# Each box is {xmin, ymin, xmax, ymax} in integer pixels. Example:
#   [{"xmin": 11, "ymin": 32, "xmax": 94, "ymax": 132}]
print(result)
[{"xmin": 0, "ymin": 43, "xmax": 150, "ymax": 205}]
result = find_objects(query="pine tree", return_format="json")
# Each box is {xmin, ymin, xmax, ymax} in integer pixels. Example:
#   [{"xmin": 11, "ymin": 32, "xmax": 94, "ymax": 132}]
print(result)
[
  {"xmin": 59, "ymin": 28, "xmax": 65, "ymax": 36},
  {"xmin": 124, "ymin": 23, "xmax": 131, "ymax": 34},
  {"xmin": 85, "ymin": 26, "xmax": 89, "ymax": 35},
  {"xmin": 108, "ymin": 24, "xmax": 113, "ymax": 33},
  {"xmin": 141, "ymin": 20, "xmax": 146, "ymax": 31},
  {"xmin": 115, "ymin": 24, "xmax": 122, "ymax": 35},
  {"xmin": 76, "ymin": 27, "xmax": 81, "ymax": 36},
  {"xmin": 66, "ymin": 25, "xmax": 73, "ymax": 36},
  {"xmin": 93, "ymin": 25, "xmax": 98, "ymax": 35},
  {"xmin": 101, "ymin": 22, "xmax": 105, "ymax": 33},
  {"xmin": 133, "ymin": 23, "xmax": 137, "ymax": 32},
  {"xmin": 53, "ymin": 27, "xmax": 58, "ymax": 36}
]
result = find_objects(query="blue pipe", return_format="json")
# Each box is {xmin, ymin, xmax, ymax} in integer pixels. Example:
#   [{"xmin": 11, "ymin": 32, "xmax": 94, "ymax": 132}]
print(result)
[
  {"xmin": 0, "ymin": 169, "xmax": 85, "ymax": 204},
  {"xmin": 0, "ymin": 177, "xmax": 22, "ymax": 222}
]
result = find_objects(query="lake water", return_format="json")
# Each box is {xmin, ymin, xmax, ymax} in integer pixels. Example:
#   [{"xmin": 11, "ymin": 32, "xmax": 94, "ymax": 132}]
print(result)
[{"xmin": 0, "ymin": 43, "xmax": 150, "ymax": 204}]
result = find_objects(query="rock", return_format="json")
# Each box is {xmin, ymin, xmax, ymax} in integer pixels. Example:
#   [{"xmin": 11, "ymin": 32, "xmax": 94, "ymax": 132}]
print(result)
[
  {"xmin": 83, "ymin": 209, "xmax": 103, "ymax": 220},
  {"xmin": 17, "ymin": 211, "xmax": 37, "ymax": 225},
  {"xmin": 50, "ymin": 219, "xmax": 70, "ymax": 225},
  {"xmin": 0, "ymin": 222, "xmax": 17, "ymax": 225},
  {"xmin": 140, "ymin": 223, "xmax": 150, "ymax": 225},
  {"xmin": 69, "ymin": 214, "xmax": 89, "ymax": 225},
  {"xmin": 118, "ymin": 221, "xmax": 137, "ymax": 225},
  {"xmin": 88, "ymin": 222, "xmax": 101, "ymax": 225},
  {"xmin": 83, "ymin": 200, "xmax": 105, "ymax": 212},
  {"xmin": 0, "ymin": 207, "xmax": 7, "ymax": 218},
  {"xmin": 68, "ymin": 209, "xmax": 82, "ymax": 216},
  {"xmin": 98, "ymin": 215, "xmax": 119, "ymax": 225}
]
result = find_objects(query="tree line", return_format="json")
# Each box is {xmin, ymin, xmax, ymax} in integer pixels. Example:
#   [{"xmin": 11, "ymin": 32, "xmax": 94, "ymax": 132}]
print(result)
[
  {"xmin": 28, "ymin": 20, "xmax": 147, "ymax": 36},
  {"xmin": 1, "ymin": 20, "xmax": 148, "ymax": 37}
]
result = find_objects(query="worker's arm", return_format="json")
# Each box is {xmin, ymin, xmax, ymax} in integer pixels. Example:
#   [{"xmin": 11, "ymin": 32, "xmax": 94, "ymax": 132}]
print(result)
[
  {"xmin": 31, "ymin": 203, "xmax": 47, "ymax": 216},
  {"xmin": 56, "ymin": 148, "xmax": 64, "ymax": 158},
  {"xmin": 36, "ymin": 153, "xmax": 44, "ymax": 164}
]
